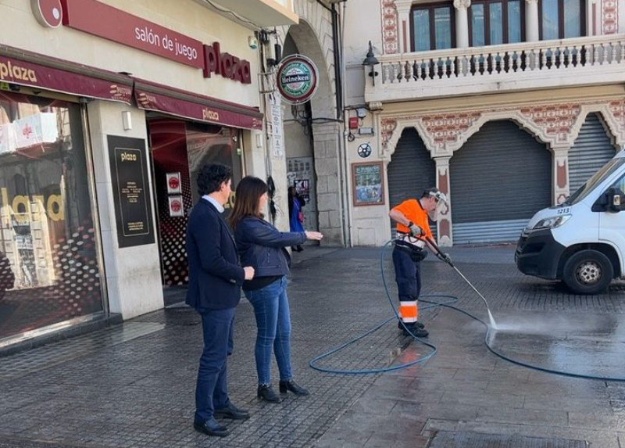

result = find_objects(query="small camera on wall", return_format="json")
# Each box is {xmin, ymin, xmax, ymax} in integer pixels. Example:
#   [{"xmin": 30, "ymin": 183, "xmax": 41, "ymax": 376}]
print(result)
[{"xmin": 248, "ymin": 36, "xmax": 259, "ymax": 50}]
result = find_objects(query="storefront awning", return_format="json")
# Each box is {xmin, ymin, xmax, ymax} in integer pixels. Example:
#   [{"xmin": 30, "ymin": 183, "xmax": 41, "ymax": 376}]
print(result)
[
  {"xmin": 0, "ymin": 45, "xmax": 133, "ymax": 103},
  {"xmin": 133, "ymin": 79, "xmax": 263, "ymax": 130}
]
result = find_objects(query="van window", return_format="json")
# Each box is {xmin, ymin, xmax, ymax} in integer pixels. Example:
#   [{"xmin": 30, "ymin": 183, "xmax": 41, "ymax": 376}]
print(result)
[
  {"xmin": 610, "ymin": 172, "xmax": 625, "ymax": 193},
  {"xmin": 565, "ymin": 158, "xmax": 625, "ymax": 205}
]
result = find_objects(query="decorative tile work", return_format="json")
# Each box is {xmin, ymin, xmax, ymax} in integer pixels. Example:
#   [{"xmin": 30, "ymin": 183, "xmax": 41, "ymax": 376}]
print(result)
[
  {"xmin": 382, "ymin": 0, "xmax": 399, "ymax": 55},
  {"xmin": 380, "ymin": 118, "xmax": 398, "ymax": 150},
  {"xmin": 608, "ymin": 99, "xmax": 625, "ymax": 133},
  {"xmin": 520, "ymin": 104, "xmax": 582, "ymax": 146},
  {"xmin": 421, "ymin": 112, "xmax": 483, "ymax": 146},
  {"xmin": 603, "ymin": 0, "xmax": 618, "ymax": 35},
  {"xmin": 380, "ymin": 100, "xmax": 625, "ymax": 161}
]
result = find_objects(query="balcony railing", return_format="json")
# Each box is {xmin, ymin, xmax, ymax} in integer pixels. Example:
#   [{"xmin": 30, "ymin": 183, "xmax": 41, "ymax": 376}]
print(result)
[{"xmin": 364, "ymin": 34, "xmax": 625, "ymax": 103}]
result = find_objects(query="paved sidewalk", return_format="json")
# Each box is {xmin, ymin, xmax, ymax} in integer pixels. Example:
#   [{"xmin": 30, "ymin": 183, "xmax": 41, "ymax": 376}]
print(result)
[{"xmin": 1, "ymin": 244, "xmax": 625, "ymax": 447}]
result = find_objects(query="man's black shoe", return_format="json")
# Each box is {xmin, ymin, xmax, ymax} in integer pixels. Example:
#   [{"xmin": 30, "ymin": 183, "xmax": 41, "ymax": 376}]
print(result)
[
  {"xmin": 402, "ymin": 326, "xmax": 429, "ymax": 338},
  {"xmin": 397, "ymin": 320, "xmax": 425, "ymax": 330},
  {"xmin": 214, "ymin": 402, "xmax": 250, "ymax": 420},
  {"xmin": 193, "ymin": 418, "xmax": 229, "ymax": 437}
]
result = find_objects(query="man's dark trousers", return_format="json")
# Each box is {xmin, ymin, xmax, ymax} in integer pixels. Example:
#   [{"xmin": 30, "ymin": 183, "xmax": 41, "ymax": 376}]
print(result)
[
  {"xmin": 195, "ymin": 307, "xmax": 235, "ymax": 423},
  {"xmin": 392, "ymin": 247, "xmax": 422, "ymax": 301}
]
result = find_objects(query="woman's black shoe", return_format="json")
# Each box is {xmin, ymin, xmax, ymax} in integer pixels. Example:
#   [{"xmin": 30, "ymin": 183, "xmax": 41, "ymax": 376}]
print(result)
[
  {"xmin": 257, "ymin": 384, "xmax": 281, "ymax": 403},
  {"xmin": 296, "ymin": 245, "xmax": 304, "ymax": 252},
  {"xmin": 279, "ymin": 380, "xmax": 309, "ymax": 396}
]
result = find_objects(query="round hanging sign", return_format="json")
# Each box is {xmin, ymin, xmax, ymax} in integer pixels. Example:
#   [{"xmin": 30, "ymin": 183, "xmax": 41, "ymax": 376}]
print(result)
[
  {"xmin": 276, "ymin": 54, "xmax": 319, "ymax": 104},
  {"xmin": 31, "ymin": 0, "xmax": 63, "ymax": 28},
  {"xmin": 358, "ymin": 143, "xmax": 372, "ymax": 158}
]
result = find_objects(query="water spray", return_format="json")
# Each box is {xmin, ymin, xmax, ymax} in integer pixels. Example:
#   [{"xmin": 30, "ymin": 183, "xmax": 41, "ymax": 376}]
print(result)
[{"xmin": 424, "ymin": 237, "xmax": 498, "ymax": 329}]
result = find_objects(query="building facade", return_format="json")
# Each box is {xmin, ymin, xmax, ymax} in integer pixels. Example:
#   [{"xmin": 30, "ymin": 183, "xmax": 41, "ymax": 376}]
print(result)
[
  {"xmin": 0, "ymin": 0, "xmax": 345, "ymax": 349},
  {"xmin": 342, "ymin": 0, "xmax": 625, "ymax": 246}
]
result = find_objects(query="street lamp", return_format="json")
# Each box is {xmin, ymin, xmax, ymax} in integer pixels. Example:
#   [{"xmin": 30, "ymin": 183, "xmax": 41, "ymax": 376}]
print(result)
[{"xmin": 362, "ymin": 41, "xmax": 379, "ymax": 86}]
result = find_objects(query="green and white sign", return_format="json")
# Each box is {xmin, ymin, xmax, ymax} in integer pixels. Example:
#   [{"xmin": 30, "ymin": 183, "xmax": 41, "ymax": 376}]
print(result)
[{"xmin": 276, "ymin": 54, "xmax": 319, "ymax": 104}]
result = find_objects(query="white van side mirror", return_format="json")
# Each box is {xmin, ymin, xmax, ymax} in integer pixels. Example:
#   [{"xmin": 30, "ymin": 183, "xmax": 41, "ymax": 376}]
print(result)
[{"xmin": 607, "ymin": 187, "xmax": 625, "ymax": 212}]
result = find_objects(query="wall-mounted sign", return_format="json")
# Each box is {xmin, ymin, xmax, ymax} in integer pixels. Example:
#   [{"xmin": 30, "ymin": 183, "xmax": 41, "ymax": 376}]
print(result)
[
  {"xmin": 203, "ymin": 42, "xmax": 251, "ymax": 84},
  {"xmin": 276, "ymin": 54, "xmax": 319, "ymax": 104},
  {"xmin": 58, "ymin": 0, "xmax": 251, "ymax": 82},
  {"xmin": 108, "ymin": 136, "xmax": 155, "ymax": 248},
  {"xmin": 168, "ymin": 196, "xmax": 184, "ymax": 217},
  {"xmin": 357, "ymin": 143, "xmax": 372, "ymax": 158},
  {"xmin": 166, "ymin": 172, "xmax": 182, "ymax": 194},
  {"xmin": 31, "ymin": 0, "xmax": 63, "ymax": 28},
  {"xmin": 0, "ymin": 54, "xmax": 133, "ymax": 103}
]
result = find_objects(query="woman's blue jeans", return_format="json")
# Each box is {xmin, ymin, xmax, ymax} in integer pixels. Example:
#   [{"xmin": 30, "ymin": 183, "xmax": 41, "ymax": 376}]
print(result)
[{"xmin": 244, "ymin": 276, "xmax": 293, "ymax": 385}]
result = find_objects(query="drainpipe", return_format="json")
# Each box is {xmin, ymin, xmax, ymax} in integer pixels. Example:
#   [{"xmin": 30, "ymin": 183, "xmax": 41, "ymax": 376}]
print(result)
[{"xmin": 316, "ymin": 0, "xmax": 351, "ymax": 246}]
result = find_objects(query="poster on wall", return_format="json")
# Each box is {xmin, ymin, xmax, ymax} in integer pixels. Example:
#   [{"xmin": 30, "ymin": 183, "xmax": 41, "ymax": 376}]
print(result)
[
  {"xmin": 166, "ymin": 172, "xmax": 182, "ymax": 194},
  {"xmin": 352, "ymin": 161, "xmax": 385, "ymax": 206},
  {"xmin": 168, "ymin": 196, "xmax": 184, "ymax": 217},
  {"xmin": 294, "ymin": 179, "xmax": 310, "ymax": 202},
  {"xmin": 108, "ymin": 135, "xmax": 155, "ymax": 248}
]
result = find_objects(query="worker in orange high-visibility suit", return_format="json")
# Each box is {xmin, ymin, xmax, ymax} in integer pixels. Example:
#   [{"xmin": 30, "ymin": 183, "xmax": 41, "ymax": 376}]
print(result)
[{"xmin": 389, "ymin": 188, "xmax": 449, "ymax": 338}]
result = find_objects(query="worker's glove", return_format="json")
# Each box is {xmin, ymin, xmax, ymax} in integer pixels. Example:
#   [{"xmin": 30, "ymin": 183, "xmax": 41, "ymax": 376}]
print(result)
[
  {"xmin": 437, "ymin": 252, "xmax": 452, "ymax": 265},
  {"xmin": 408, "ymin": 223, "xmax": 422, "ymax": 237}
]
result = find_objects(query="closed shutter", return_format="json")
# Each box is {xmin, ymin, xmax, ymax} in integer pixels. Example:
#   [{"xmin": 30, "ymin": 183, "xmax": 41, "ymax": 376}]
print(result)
[
  {"xmin": 387, "ymin": 128, "xmax": 436, "ymax": 235},
  {"xmin": 568, "ymin": 113, "xmax": 615, "ymax": 193},
  {"xmin": 450, "ymin": 120, "xmax": 551, "ymax": 244}
]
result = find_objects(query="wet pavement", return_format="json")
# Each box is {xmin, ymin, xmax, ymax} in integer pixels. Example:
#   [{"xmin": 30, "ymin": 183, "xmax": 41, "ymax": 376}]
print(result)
[{"xmin": 1, "ymin": 243, "xmax": 625, "ymax": 447}]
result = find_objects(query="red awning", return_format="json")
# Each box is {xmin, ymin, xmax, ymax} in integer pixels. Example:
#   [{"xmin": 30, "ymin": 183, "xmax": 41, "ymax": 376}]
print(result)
[
  {"xmin": 133, "ymin": 79, "xmax": 263, "ymax": 130},
  {"xmin": 0, "ymin": 45, "xmax": 133, "ymax": 103}
]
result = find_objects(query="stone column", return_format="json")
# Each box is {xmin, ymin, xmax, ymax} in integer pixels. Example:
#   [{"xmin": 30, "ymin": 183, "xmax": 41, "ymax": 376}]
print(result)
[
  {"xmin": 434, "ymin": 156, "xmax": 453, "ymax": 247},
  {"xmin": 311, "ymin": 121, "xmax": 344, "ymax": 246},
  {"xmin": 553, "ymin": 147, "xmax": 570, "ymax": 204},
  {"xmin": 454, "ymin": 0, "xmax": 471, "ymax": 49},
  {"xmin": 525, "ymin": 0, "xmax": 540, "ymax": 42},
  {"xmin": 395, "ymin": 0, "xmax": 413, "ymax": 53}
]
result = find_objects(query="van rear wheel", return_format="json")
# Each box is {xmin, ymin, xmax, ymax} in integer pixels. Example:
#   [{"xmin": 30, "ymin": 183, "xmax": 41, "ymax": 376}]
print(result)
[{"xmin": 562, "ymin": 250, "xmax": 613, "ymax": 295}]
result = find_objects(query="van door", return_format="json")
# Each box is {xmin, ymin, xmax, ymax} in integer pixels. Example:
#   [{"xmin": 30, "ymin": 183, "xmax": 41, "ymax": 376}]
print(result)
[{"xmin": 598, "ymin": 172, "xmax": 625, "ymax": 270}]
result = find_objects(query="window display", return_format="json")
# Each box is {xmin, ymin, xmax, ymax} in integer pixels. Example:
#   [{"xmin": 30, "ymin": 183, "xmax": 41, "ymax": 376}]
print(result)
[{"xmin": 0, "ymin": 91, "xmax": 104, "ymax": 342}]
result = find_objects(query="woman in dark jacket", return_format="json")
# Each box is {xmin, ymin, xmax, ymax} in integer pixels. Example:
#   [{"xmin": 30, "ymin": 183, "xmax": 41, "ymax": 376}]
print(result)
[
  {"xmin": 288, "ymin": 186, "xmax": 305, "ymax": 252},
  {"xmin": 230, "ymin": 176, "xmax": 323, "ymax": 403}
]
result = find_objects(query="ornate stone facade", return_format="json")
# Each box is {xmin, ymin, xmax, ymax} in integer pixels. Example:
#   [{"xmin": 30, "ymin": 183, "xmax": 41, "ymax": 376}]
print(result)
[
  {"xmin": 381, "ymin": 100, "xmax": 625, "ymax": 159},
  {"xmin": 603, "ymin": 0, "xmax": 618, "ymax": 34},
  {"xmin": 381, "ymin": 0, "xmax": 398, "ymax": 54},
  {"xmin": 377, "ymin": 99, "xmax": 625, "ymax": 238}
]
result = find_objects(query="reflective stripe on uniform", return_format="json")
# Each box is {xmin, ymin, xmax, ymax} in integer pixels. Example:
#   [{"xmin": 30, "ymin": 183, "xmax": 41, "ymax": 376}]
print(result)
[{"xmin": 399, "ymin": 301, "xmax": 419, "ymax": 323}]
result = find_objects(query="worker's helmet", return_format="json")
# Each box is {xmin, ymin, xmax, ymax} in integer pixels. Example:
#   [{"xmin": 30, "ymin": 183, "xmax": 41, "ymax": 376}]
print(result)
[{"xmin": 422, "ymin": 187, "xmax": 447, "ymax": 205}]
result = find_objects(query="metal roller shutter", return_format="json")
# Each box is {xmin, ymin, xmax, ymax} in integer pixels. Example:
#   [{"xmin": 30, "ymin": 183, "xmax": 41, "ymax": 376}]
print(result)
[
  {"xmin": 568, "ymin": 113, "xmax": 616, "ymax": 193},
  {"xmin": 387, "ymin": 128, "xmax": 436, "ymax": 235},
  {"xmin": 450, "ymin": 120, "xmax": 551, "ymax": 244}
]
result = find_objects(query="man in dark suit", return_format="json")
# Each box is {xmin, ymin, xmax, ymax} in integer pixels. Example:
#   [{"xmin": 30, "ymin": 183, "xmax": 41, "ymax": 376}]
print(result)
[{"xmin": 186, "ymin": 164, "xmax": 255, "ymax": 437}]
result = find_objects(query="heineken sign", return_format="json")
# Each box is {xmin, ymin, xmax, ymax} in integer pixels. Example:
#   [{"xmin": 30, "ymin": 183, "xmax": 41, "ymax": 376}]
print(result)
[{"xmin": 276, "ymin": 54, "xmax": 319, "ymax": 104}]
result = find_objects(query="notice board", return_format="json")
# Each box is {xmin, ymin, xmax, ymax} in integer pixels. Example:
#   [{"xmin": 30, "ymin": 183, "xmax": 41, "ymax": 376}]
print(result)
[{"xmin": 108, "ymin": 135, "xmax": 155, "ymax": 248}]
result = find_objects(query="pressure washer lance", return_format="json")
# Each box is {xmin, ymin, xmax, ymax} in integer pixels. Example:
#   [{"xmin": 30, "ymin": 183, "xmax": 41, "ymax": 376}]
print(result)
[{"xmin": 425, "ymin": 236, "xmax": 498, "ymax": 329}]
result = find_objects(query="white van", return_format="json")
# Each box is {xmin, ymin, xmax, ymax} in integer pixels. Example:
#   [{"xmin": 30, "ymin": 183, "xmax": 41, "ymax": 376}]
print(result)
[{"xmin": 515, "ymin": 149, "xmax": 625, "ymax": 294}]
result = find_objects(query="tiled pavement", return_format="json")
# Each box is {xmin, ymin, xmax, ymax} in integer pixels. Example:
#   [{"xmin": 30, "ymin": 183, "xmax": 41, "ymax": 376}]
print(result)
[{"xmin": 1, "ymin": 244, "xmax": 625, "ymax": 447}]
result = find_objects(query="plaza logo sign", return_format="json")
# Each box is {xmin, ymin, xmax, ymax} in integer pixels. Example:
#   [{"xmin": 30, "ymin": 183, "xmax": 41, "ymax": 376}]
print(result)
[{"xmin": 276, "ymin": 55, "xmax": 319, "ymax": 105}]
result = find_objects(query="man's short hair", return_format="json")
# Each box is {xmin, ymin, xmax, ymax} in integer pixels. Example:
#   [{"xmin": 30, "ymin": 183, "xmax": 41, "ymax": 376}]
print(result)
[{"xmin": 197, "ymin": 164, "xmax": 232, "ymax": 196}]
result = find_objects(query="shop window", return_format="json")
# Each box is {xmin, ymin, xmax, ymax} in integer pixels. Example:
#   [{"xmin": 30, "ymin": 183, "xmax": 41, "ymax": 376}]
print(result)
[
  {"xmin": 411, "ymin": 3, "xmax": 455, "ymax": 51},
  {"xmin": 0, "ymin": 92, "xmax": 104, "ymax": 342}
]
